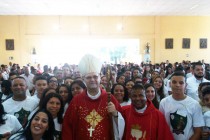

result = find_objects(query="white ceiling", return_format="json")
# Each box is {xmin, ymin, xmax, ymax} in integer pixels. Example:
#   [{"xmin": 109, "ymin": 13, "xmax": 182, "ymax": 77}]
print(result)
[{"xmin": 0, "ymin": 0, "xmax": 210, "ymax": 16}]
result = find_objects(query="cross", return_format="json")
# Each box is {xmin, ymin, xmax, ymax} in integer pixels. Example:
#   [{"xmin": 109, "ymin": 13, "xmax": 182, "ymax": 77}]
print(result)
[{"xmin": 88, "ymin": 126, "xmax": 95, "ymax": 137}]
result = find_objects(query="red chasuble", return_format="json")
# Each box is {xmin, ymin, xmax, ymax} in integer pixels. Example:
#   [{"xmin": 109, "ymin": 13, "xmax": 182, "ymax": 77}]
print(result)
[
  {"xmin": 122, "ymin": 100, "xmax": 174, "ymax": 140},
  {"xmin": 62, "ymin": 89, "xmax": 122, "ymax": 140}
]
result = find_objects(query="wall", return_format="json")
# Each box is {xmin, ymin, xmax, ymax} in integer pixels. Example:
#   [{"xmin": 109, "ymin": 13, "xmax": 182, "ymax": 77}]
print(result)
[
  {"xmin": 158, "ymin": 16, "xmax": 210, "ymax": 63},
  {"xmin": 0, "ymin": 16, "xmax": 210, "ymax": 66}
]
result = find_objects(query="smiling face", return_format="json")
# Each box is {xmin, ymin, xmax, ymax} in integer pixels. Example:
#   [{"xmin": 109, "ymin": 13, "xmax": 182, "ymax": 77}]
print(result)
[
  {"xmin": 35, "ymin": 80, "xmax": 48, "ymax": 96},
  {"xmin": 100, "ymin": 76, "xmax": 107, "ymax": 86},
  {"xmin": 153, "ymin": 77, "xmax": 163, "ymax": 90},
  {"xmin": 125, "ymin": 81, "xmax": 135, "ymax": 93},
  {"xmin": 131, "ymin": 88, "xmax": 146, "ymax": 110},
  {"xmin": 117, "ymin": 76, "xmax": 125, "ymax": 84},
  {"xmin": 46, "ymin": 97, "xmax": 61, "ymax": 118},
  {"xmin": 71, "ymin": 83, "xmax": 85, "ymax": 96},
  {"xmin": 83, "ymin": 72, "xmax": 100, "ymax": 90},
  {"xmin": 11, "ymin": 78, "xmax": 27, "ymax": 97},
  {"xmin": 145, "ymin": 86, "xmax": 156, "ymax": 101},
  {"xmin": 30, "ymin": 112, "xmax": 49, "ymax": 137},
  {"xmin": 113, "ymin": 85, "xmax": 125, "ymax": 103}
]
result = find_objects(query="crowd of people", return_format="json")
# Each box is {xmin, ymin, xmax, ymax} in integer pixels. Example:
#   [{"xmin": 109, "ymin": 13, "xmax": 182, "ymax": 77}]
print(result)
[{"xmin": 0, "ymin": 55, "xmax": 210, "ymax": 140}]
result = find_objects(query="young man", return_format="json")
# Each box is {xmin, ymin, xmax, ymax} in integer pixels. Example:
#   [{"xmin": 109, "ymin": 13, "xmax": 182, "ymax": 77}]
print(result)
[
  {"xmin": 2, "ymin": 77, "xmax": 37, "ymax": 127},
  {"xmin": 186, "ymin": 62, "xmax": 210, "ymax": 101},
  {"xmin": 160, "ymin": 72, "xmax": 204, "ymax": 140},
  {"xmin": 31, "ymin": 75, "xmax": 48, "ymax": 103},
  {"xmin": 62, "ymin": 54, "xmax": 124, "ymax": 140},
  {"xmin": 122, "ymin": 84, "xmax": 173, "ymax": 140}
]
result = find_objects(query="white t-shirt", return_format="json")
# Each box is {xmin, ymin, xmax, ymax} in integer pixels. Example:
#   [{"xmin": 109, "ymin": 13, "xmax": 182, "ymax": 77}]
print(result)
[
  {"xmin": 0, "ymin": 114, "xmax": 22, "ymax": 135},
  {"xmin": 159, "ymin": 95, "xmax": 204, "ymax": 140},
  {"xmin": 20, "ymin": 74, "xmax": 34, "ymax": 91},
  {"xmin": 30, "ymin": 94, "xmax": 40, "ymax": 104},
  {"xmin": 54, "ymin": 117, "xmax": 62, "ymax": 139},
  {"xmin": 63, "ymin": 103, "xmax": 69, "ymax": 115},
  {"xmin": 186, "ymin": 76, "xmax": 209, "ymax": 101},
  {"xmin": 2, "ymin": 96, "xmax": 38, "ymax": 127}
]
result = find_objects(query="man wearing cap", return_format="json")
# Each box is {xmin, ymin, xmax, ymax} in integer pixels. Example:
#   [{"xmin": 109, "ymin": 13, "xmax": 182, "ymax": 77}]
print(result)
[{"xmin": 62, "ymin": 54, "xmax": 125, "ymax": 140}]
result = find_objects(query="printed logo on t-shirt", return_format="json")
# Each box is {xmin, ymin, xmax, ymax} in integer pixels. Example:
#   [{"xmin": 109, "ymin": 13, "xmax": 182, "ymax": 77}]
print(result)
[
  {"xmin": 14, "ymin": 107, "xmax": 30, "ymax": 128},
  {"xmin": 54, "ymin": 130, "xmax": 61, "ymax": 140},
  {"xmin": 170, "ymin": 110, "xmax": 187, "ymax": 135}
]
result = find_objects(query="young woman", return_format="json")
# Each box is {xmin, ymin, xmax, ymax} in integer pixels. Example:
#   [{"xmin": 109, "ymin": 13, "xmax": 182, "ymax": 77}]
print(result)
[
  {"xmin": 40, "ymin": 93, "xmax": 64, "ymax": 140},
  {"xmin": 0, "ymin": 80, "xmax": 12, "ymax": 103},
  {"xmin": 116, "ymin": 75, "xmax": 126, "ymax": 85},
  {"xmin": 152, "ymin": 75, "xmax": 167, "ymax": 102},
  {"xmin": 150, "ymin": 71, "xmax": 160, "ymax": 84},
  {"xmin": 142, "ymin": 65, "xmax": 151, "ymax": 80},
  {"xmin": 125, "ymin": 80, "xmax": 135, "ymax": 97},
  {"xmin": 100, "ymin": 76, "xmax": 108, "ymax": 91},
  {"xmin": 58, "ymin": 84, "xmax": 72, "ymax": 113},
  {"xmin": 0, "ymin": 103, "xmax": 22, "ymax": 139},
  {"xmin": 198, "ymin": 82, "xmax": 210, "ymax": 101},
  {"xmin": 131, "ymin": 68, "xmax": 140, "ymax": 81},
  {"xmin": 200, "ymin": 86, "xmax": 210, "ymax": 139},
  {"xmin": 29, "ymin": 87, "xmax": 57, "ymax": 118},
  {"xmin": 144, "ymin": 83, "xmax": 159, "ymax": 109},
  {"xmin": 9, "ymin": 109, "xmax": 55, "ymax": 140},
  {"xmin": 69, "ymin": 80, "xmax": 86, "ymax": 97},
  {"xmin": 111, "ymin": 83, "xmax": 130, "ymax": 106}
]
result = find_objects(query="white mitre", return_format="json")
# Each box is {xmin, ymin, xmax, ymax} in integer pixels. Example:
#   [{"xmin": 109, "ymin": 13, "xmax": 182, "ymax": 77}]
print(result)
[{"xmin": 78, "ymin": 54, "xmax": 102, "ymax": 76}]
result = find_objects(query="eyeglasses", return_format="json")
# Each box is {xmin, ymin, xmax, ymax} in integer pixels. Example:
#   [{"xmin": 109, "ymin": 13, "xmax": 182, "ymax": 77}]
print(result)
[
  {"xmin": 49, "ymin": 80, "xmax": 58, "ymax": 83},
  {"xmin": 85, "ymin": 75, "xmax": 99, "ymax": 80}
]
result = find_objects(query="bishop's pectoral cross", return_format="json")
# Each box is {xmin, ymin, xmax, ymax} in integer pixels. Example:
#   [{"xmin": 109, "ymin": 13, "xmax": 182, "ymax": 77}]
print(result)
[{"xmin": 88, "ymin": 126, "xmax": 95, "ymax": 137}]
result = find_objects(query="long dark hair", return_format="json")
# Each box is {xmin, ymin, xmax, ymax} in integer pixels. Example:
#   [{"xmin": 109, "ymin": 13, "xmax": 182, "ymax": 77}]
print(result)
[
  {"xmin": 58, "ymin": 84, "xmax": 73, "ymax": 104},
  {"xmin": 40, "ymin": 93, "xmax": 64, "ymax": 124},
  {"xmin": 111, "ymin": 83, "xmax": 129, "ymax": 102},
  {"xmin": 0, "ymin": 103, "xmax": 6, "ymax": 125},
  {"xmin": 152, "ymin": 75, "xmax": 165, "ymax": 101},
  {"xmin": 1, "ymin": 80, "xmax": 12, "ymax": 95},
  {"xmin": 69, "ymin": 80, "xmax": 86, "ymax": 102},
  {"xmin": 39, "ymin": 87, "xmax": 57, "ymax": 108},
  {"xmin": 70, "ymin": 80, "xmax": 86, "ymax": 91},
  {"xmin": 144, "ymin": 84, "xmax": 159, "ymax": 109},
  {"xmin": 24, "ymin": 109, "xmax": 55, "ymax": 140}
]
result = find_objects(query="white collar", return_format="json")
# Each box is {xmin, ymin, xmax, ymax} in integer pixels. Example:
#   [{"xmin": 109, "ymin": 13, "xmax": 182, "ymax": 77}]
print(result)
[
  {"xmin": 87, "ymin": 88, "xmax": 101, "ymax": 100},
  {"xmin": 135, "ymin": 105, "xmax": 147, "ymax": 113}
]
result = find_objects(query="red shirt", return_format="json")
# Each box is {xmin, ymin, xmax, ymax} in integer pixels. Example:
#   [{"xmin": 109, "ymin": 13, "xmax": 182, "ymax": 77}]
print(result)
[{"xmin": 62, "ymin": 89, "xmax": 122, "ymax": 140}]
